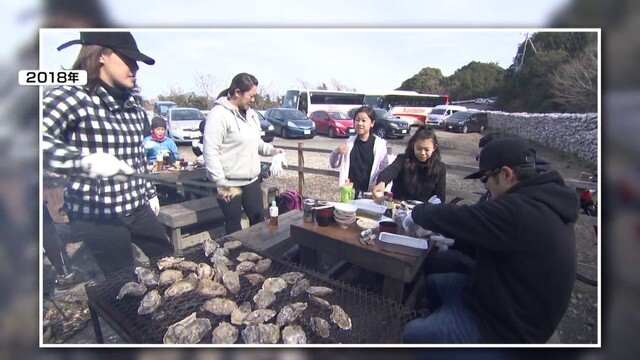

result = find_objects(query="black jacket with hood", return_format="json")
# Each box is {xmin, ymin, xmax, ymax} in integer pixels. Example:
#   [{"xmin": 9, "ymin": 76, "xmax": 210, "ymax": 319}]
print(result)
[{"xmin": 412, "ymin": 170, "xmax": 578, "ymax": 343}]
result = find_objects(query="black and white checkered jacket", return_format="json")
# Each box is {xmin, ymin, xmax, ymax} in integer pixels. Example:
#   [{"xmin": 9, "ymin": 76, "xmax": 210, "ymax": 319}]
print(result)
[{"xmin": 42, "ymin": 85, "xmax": 156, "ymax": 219}]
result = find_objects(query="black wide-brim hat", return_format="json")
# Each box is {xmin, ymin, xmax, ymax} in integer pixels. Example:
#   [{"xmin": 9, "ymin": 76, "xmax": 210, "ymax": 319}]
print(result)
[{"xmin": 57, "ymin": 31, "xmax": 155, "ymax": 65}]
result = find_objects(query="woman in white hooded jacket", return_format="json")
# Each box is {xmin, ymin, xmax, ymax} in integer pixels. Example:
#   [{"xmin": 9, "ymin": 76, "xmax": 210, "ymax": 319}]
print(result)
[{"xmin": 203, "ymin": 73, "xmax": 283, "ymax": 234}]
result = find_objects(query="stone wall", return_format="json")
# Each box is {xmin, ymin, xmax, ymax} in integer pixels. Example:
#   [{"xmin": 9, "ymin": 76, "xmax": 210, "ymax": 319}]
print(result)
[{"xmin": 487, "ymin": 111, "xmax": 598, "ymax": 163}]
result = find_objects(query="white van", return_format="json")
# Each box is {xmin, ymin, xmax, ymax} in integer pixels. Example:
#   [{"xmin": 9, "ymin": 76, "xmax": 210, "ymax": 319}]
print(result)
[{"xmin": 426, "ymin": 105, "xmax": 467, "ymax": 127}]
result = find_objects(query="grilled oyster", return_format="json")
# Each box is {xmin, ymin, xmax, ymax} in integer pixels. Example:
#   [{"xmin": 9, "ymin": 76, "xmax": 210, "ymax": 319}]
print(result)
[
  {"xmin": 163, "ymin": 312, "xmax": 211, "ymax": 344},
  {"xmin": 212, "ymin": 321, "xmax": 238, "ymax": 344},
  {"xmin": 237, "ymin": 252, "xmax": 263, "ymax": 262},
  {"xmin": 262, "ymin": 277, "xmax": 287, "ymax": 293},
  {"xmin": 137, "ymin": 289, "xmax": 162, "ymax": 315},
  {"xmin": 176, "ymin": 260, "xmax": 198, "ymax": 272},
  {"xmin": 196, "ymin": 278, "xmax": 227, "ymax": 297},
  {"xmin": 282, "ymin": 325, "xmax": 307, "ymax": 344},
  {"xmin": 330, "ymin": 305, "xmax": 352, "ymax": 330},
  {"xmin": 235, "ymin": 261, "xmax": 255, "ymax": 275},
  {"xmin": 276, "ymin": 302, "xmax": 308, "ymax": 325},
  {"xmin": 213, "ymin": 247, "xmax": 230, "ymax": 257},
  {"xmin": 290, "ymin": 278, "xmax": 310, "ymax": 297},
  {"xmin": 310, "ymin": 316, "xmax": 330, "ymax": 338},
  {"xmin": 116, "ymin": 281, "xmax": 147, "ymax": 300},
  {"xmin": 253, "ymin": 289, "xmax": 276, "ymax": 309},
  {"xmin": 223, "ymin": 240, "xmax": 243, "ymax": 250},
  {"xmin": 244, "ymin": 273, "xmax": 265, "ymax": 286},
  {"xmin": 135, "ymin": 267, "xmax": 159, "ymax": 287},
  {"xmin": 306, "ymin": 286, "xmax": 334, "ymax": 297},
  {"xmin": 203, "ymin": 238, "xmax": 220, "ymax": 257},
  {"xmin": 213, "ymin": 262, "xmax": 228, "ymax": 283},
  {"xmin": 279, "ymin": 271, "xmax": 305, "ymax": 285},
  {"xmin": 157, "ymin": 256, "xmax": 184, "ymax": 270},
  {"xmin": 230, "ymin": 301, "xmax": 252, "ymax": 325},
  {"xmin": 197, "ymin": 263, "xmax": 214, "ymax": 280},
  {"xmin": 241, "ymin": 323, "xmax": 280, "ymax": 344},
  {"xmin": 164, "ymin": 273, "xmax": 198, "ymax": 298},
  {"xmin": 308, "ymin": 295, "xmax": 332, "ymax": 310},
  {"xmin": 222, "ymin": 271, "xmax": 241, "ymax": 295},
  {"xmin": 203, "ymin": 298, "xmax": 238, "ymax": 316},
  {"xmin": 212, "ymin": 253, "xmax": 234, "ymax": 267},
  {"xmin": 159, "ymin": 269, "xmax": 183, "ymax": 286},
  {"xmin": 243, "ymin": 309, "xmax": 276, "ymax": 325},
  {"xmin": 253, "ymin": 259, "xmax": 272, "ymax": 274}
]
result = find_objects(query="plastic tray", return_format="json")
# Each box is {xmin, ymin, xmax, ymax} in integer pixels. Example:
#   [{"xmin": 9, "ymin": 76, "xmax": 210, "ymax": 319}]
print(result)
[
  {"xmin": 377, "ymin": 232, "xmax": 428, "ymax": 257},
  {"xmin": 350, "ymin": 200, "xmax": 387, "ymax": 219}
]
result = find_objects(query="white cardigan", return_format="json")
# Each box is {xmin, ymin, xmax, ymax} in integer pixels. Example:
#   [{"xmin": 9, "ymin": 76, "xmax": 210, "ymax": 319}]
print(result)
[{"xmin": 329, "ymin": 135, "xmax": 389, "ymax": 189}]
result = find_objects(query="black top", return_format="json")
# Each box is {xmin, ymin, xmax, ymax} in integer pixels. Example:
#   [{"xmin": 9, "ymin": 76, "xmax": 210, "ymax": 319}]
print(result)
[
  {"xmin": 412, "ymin": 171, "xmax": 578, "ymax": 343},
  {"xmin": 376, "ymin": 154, "xmax": 446, "ymax": 203},
  {"xmin": 349, "ymin": 135, "xmax": 375, "ymax": 192}
]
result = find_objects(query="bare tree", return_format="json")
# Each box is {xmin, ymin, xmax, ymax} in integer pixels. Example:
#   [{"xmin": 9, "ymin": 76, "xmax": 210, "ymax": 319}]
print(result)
[
  {"xmin": 330, "ymin": 78, "xmax": 357, "ymax": 92},
  {"xmin": 194, "ymin": 72, "xmax": 221, "ymax": 105},
  {"xmin": 294, "ymin": 78, "xmax": 312, "ymax": 89},
  {"xmin": 550, "ymin": 42, "xmax": 597, "ymax": 112}
]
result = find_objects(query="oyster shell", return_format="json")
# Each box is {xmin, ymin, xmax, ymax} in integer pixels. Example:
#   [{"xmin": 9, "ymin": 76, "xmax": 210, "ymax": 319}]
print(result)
[
  {"xmin": 157, "ymin": 256, "xmax": 184, "ymax": 270},
  {"xmin": 212, "ymin": 253, "xmax": 234, "ymax": 267},
  {"xmin": 223, "ymin": 240, "xmax": 243, "ymax": 250},
  {"xmin": 279, "ymin": 271, "xmax": 305, "ymax": 285},
  {"xmin": 276, "ymin": 302, "xmax": 308, "ymax": 325},
  {"xmin": 244, "ymin": 273, "xmax": 265, "ymax": 286},
  {"xmin": 237, "ymin": 252, "xmax": 263, "ymax": 262},
  {"xmin": 213, "ymin": 262, "xmax": 228, "ymax": 283},
  {"xmin": 164, "ymin": 273, "xmax": 198, "ymax": 298},
  {"xmin": 196, "ymin": 278, "xmax": 227, "ymax": 297},
  {"xmin": 230, "ymin": 301, "xmax": 252, "ymax": 325},
  {"xmin": 306, "ymin": 286, "xmax": 334, "ymax": 297},
  {"xmin": 116, "ymin": 281, "xmax": 147, "ymax": 300},
  {"xmin": 282, "ymin": 325, "xmax": 307, "ymax": 344},
  {"xmin": 235, "ymin": 261, "xmax": 255, "ymax": 275},
  {"xmin": 197, "ymin": 263, "xmax": 214, "ymax": 280},
  {"xmin": 137, "ymin": 289, "xmax": 162, "ymax": 315},
  {"xmin": 330, "ymin": 305, "xmax": 352, "ymax": 330},
  {"xmin": 310, "ymin": 317, "xmax": 330, "ymax": 338},
  {"xmin": 202, "ymin": 238, "xmax": 220, "ymax": 257},
  {"xmin": 308, "ymin": 295, "xmax": 332, "ymax": 310},
  {"xmin": 253, "ymin": 289, "xmax": 276, "ymax": 309},
  {"xmin": 163, "ymin": 312, "xmax": 211, "ymax": 344},
  {"xmin": 212, "ymin": 321, "xmax": 238, "ymax": 344},
  {"xmin": 175, "ymin": 260, "xmax": 198, "ymax": 272},
  {"xmin": 262, "ymin": 277, "xmax": 287, "ymax": 293},
  {"xmin": 241, "ymin": 323, "xmax": 280, "ymax": 344},
  {"xmin": 243, "ymin": 309, "xmax": 276, "ymax": 325},
  {"xmin": 253, "ymin": 259, "xmax": 272, "ymax": 274},
  {"xmin": 213, "ymin": 247, "xmax": 230, "ymax": 257},
  {"xmin": 159, "ymin": 269, "xmax": 183, "ymax": 286},
  {"xmin": 135, "ymin": 267, "xmax": 159, "ymax": 287},
  {"xmin": 203, "ymin": 298, "xmax": 238, "ymax": 316},
  {"xmin": 290, "ymin": 278, "xmax": 310, "ymax": 297},
  {"xmin": 222, "ymin": 271, "xmax": 241, "ymax": 294}
]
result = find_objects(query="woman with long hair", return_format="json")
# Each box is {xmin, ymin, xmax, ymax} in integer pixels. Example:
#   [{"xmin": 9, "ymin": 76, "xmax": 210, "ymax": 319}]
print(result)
[{"xmin": 371, "ymin": 126, "xmax": 446, "ymax": 203}]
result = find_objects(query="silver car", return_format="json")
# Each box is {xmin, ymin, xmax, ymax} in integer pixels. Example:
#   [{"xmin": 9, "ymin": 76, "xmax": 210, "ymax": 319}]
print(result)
[{"xmin": 166, "ymin": 107, "xmax": 206, "ymax": 143}]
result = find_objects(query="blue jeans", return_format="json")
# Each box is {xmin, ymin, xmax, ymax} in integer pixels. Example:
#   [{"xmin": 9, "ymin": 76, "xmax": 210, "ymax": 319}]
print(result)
[{"xmin": 402, "ymin": 273, "xmax": 484, "ymax": 344}]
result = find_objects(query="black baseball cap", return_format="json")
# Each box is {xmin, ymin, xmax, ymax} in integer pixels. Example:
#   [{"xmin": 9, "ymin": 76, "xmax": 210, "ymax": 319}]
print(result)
[
  {"xmin": 465, "ymin": 137, "xmax": 537, "ymax": 179},
  {"xmin": 57, "ymin": 31, "xmax": 155, "ymax": 65}
]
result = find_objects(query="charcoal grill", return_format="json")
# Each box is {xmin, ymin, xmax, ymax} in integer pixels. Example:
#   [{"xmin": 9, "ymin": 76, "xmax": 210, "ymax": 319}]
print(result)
[{"xmin": 85, "ymin": 235, "xmax": 417, "ymax": 344}]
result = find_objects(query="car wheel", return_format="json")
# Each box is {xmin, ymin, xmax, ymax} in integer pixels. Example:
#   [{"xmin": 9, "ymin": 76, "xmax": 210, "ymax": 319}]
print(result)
[
  {"xmin": 281, "ymin": 127, "xmax": 288, "ymax": 139},
  {"xmin": 462, "ymin": 125, "xmax": 468, "ymax": 134},
  {"xmin": 479, "ymin": 124, "xmax": 485, "ymax": 133},
  {"xmin": 328, "ymin": 127, "xmax": 335, "ymax": 138},
  {"xmin": 376, "ymin": 127, "xmax": 386, "ymax": 139}
]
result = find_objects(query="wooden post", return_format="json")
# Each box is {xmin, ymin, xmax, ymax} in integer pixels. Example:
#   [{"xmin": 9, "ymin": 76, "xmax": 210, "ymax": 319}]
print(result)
[{"xmin": 298, "ymin": 142, "xmax": 305, "ymax": 196}]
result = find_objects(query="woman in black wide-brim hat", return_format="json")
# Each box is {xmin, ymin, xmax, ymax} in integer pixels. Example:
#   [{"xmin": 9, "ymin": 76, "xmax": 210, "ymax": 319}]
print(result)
[{"xmin": 42, "ymin": 31, "xmax": 174, "ymax": 275}]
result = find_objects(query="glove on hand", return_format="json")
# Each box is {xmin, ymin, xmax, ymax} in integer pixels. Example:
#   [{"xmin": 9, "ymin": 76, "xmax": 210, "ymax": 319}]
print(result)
[
  {"xmin": 269, "ymin": 152, "xmax": 288, "ymax": 177},
  {"xmin": 148, "ymin": 196, "xmax": 160, "ymax": 216},
  {"xmin": 143, "ymin": 140, "xmax": 158, "ymax": 150},
  {"xmin": 402, "ymin": 210, "xmax": 417, "ymax": 235},
  {"xmin": 80, "ymin": 153, "xmax": 134, "ymax": 179},
  {"xmin": 427, "ymin": 195, "xmax": 442, "ymax": 204}
]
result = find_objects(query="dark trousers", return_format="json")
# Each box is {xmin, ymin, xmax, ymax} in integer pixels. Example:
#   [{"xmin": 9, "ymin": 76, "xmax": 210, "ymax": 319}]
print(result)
[
  {"xmin": 423, "ymin": 249, "xmax": 476, "ymax": 277},
  {"xmin": 216, "ymin": 179, "xmax": 264, "ymax": 235},
  {"xmin": 69, "ymin": 205, "xmax": 174, "ymax": 275},
  {"xmin": 43, "ymin": 205, "xmax": 71, "ymax": 276}
]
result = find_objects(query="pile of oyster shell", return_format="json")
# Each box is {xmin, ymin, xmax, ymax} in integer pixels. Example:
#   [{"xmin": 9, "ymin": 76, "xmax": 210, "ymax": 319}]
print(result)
[{"xmin": 114, "ymin": 237, "xmax": 352, "ymax": 344}]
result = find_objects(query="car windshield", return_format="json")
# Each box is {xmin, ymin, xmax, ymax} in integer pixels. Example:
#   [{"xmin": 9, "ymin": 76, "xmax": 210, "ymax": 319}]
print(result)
[
  {"xmin": 171, "ymin": 109, "xmax": 205, "ymax": 121},
  {"xmin": 374, "ymin": 110, "xmax": 396, "ymax": 120},
  {"xmin": 328, "ymin": 112, "xmax": 350, "ymax": 120},
  {"xmin": 430, "ymin": 109, "xmax": 446, "ymax": 115},
  {"xmin": 449, "ymin": 112, "xmax": 470, "ymax": 121},
  {"xmin": 282, "ymin": 110, "xmax": 309, "ymax": 120}
]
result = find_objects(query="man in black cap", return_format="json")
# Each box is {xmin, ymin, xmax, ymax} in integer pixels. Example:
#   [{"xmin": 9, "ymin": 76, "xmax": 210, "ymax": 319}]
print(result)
[
  {"xmin": 402, "ymin": 137, "xmax": 578, "ymax": 344},
  {"xmin": 42, "ymin": 31, "xmax": 174, "ymax": 275}
]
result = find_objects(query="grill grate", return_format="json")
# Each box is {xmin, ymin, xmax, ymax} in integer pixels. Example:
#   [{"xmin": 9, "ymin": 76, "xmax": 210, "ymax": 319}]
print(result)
[{"xmin": 85, "ymin": 235, "xmax": 417, "ymax": 344}]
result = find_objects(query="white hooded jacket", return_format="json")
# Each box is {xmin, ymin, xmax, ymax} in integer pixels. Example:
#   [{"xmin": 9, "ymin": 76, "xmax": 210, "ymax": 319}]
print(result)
[{"xmin": 329, "ymin": 134, "xmax": 389, "ymax": 189}]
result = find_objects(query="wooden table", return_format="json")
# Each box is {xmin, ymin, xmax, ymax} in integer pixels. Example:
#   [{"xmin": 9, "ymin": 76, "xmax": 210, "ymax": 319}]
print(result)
[
  {"xmin": 146, "ymin": 167, "xmax": 212, "ymax": 200},
  {"xmin": 289, "ymin": 218, "xmax": 431, "ymax": 305},
  {"xmin": 229, "ymin": 210, "xmax": 303, "ymax": 256}
]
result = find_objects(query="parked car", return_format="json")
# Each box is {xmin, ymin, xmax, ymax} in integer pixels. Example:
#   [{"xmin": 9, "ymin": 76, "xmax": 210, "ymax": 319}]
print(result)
[
  {"xmin": 166, "ymin": 107, "xmax": 206, "ymax": 143},
  {"xmin": 264, "ymin": 108, "xmax": 316, "ymax": 139},
  {"xmin": 426, "ymin": 105, "xmax": 467, "ymax": 127},
  {"xmin": 255, "ymin": 110, "xmax": 275, "ymax": 142},
  {"xmin": 309, "ymin": 110, "xmax": 356, "ymax": 138},
  {"xmin": 442, "ymin": 111, "xmax": 488, "ymax": 133},
  {"xmin": 347, "ymin": 108, "xmax": 410, "ymax": 139},
  {"xmin": 153, "ymin": 100, "xmax": 177, "ymax": 119}
]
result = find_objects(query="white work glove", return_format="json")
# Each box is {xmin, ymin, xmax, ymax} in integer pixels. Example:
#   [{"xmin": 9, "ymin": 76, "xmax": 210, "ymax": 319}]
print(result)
[
  {"xmin": 403, "ymin": 210, "xmax": 417, "ymax": 235},
  {"xmin": 143, "ymin": 140, "xmax": 158, "ymax": 150},
  {"xmin": 429, "ymin": 233, "xmax": 456, "ymax": 250},
  {"xmin": 80, "ymin": 153, "xmax": 134, "ymax": 179},
  {"xmin": 427, "ymin": 195, "xmax": 442, "ymax": 205},
  {"xmin": 148, "ymin": 196, "xmax": 160, "ymax": 216},
  {"xmin": 269, "ymin": 152, "xmax": 288, "ymax": 177}
]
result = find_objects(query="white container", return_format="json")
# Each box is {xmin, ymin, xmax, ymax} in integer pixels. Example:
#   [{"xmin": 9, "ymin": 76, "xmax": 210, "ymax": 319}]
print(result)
[
  {"xmin": 350, "ymin": 200, "xmax": 386, "ymax": 219},
  {"xmin": 377, "ymin": 233, "xmax": 428, "ymax": 257}
]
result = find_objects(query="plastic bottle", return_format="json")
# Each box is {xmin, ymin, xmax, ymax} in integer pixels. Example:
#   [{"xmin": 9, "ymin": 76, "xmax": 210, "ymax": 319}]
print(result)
[
  {"xmin": 341, "ymin": 179, "xmax": 354, "ymax": 203},
  {"xmin": 384, "ymin": 192, "xmax": 395, "ymax": 218},
  {"xmin": 269, "ymin": 200, "xmax": 279, "ymax": 229}
]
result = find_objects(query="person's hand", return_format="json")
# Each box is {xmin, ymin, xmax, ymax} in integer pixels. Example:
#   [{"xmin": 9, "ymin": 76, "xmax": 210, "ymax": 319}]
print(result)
[
  {"xmin": 415, "ymin": 225, "xmax": 432, "ymax": 238},
  {"xmin": 402, "ymin": 211, "xmax": 416, "ymax": 235},
  {"xmin": 143, "ymin": 141, "xmax": 158, "ymax": 150},
  {"xmin": 336, "ymin": 144, "xmax": 348, "ymax": 155},
  {"xmin": 148, "ymin": 196, "xmax": 160, "ymax": 216},
  {"xmin": 80, "ymin": 153, "xmax": 134, "ymax": 179},
  {"xmin": 370, "ymin": 182, "xmax": 386, "ymax": 204},
  {"xmin": 217, "ymin": 186, "xmax": 242, "ymax": 202}
]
